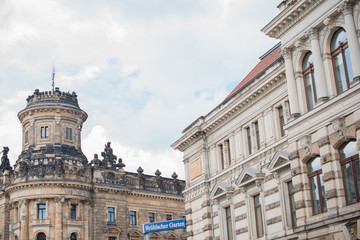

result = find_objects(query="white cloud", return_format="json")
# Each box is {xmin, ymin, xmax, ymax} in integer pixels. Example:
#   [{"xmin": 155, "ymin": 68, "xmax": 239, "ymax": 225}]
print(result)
[
  {"xmin": 82, "ymin": 125, "xmax": 184, "ymax": 179},
  {"xmin": 0, "ymin": 0, "xmax": 279, "ymax": 179}
]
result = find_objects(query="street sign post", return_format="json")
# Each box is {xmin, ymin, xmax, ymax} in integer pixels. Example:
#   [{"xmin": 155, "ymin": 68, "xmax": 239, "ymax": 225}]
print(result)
[{"xmin": 143, "ymin": 218, "xmax": 186, "ymax": 234}]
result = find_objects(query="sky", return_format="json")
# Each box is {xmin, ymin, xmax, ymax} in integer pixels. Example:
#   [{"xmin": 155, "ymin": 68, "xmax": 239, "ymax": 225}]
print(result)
[{"xmin": 0, "ymin": 0, "xmax": 279, "ymax": 179}]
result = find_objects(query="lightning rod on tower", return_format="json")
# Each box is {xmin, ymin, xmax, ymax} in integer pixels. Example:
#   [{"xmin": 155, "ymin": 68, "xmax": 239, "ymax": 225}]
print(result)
[{"xmin": 52, "ymin": 61, "xmax": 55, "ymax": 92}]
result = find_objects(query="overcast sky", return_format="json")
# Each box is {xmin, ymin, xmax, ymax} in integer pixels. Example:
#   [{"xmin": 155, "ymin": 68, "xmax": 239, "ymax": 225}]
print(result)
[{"xmin": 0, "ymin": 0, "xmax": 279, "ymax": 179}]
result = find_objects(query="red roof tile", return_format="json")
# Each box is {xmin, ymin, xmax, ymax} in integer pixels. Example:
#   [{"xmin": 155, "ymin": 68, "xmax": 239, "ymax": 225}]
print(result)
[{"xmin": 225, "ymin": 44, "xmax": 282, "ymax": 100}]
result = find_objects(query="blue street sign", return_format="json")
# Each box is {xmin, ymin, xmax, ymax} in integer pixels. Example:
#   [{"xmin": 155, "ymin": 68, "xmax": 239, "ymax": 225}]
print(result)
[{"xmin": 143, "ymin": 218, "xmax": 186, "ymax": 233}]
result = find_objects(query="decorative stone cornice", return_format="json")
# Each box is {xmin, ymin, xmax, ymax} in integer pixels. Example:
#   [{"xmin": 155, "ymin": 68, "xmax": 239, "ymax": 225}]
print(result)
[
  {"xmin": 337, "ymin": 1, "xmax": 354, "ymax": 16},
  {"xmin": 262, "ymin": 0, "xmax": 325, "ymax": 39},
  {"xmin": 281, "ymin": 48, "xmax": 293, "ymax": 59},
  {"xmin": 306, "ymin": 27, "xmax": 319, "ymax": 41}
]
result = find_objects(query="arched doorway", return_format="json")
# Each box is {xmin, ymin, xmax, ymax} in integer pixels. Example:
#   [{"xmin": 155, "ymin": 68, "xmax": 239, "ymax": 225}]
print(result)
[
  {"xmin": 37, "ymin": 233, "xmax": 46, "ymax": 240},
  {"xmin": 70, "ymin": 233, "xmax": 77, "ymax": 240}
]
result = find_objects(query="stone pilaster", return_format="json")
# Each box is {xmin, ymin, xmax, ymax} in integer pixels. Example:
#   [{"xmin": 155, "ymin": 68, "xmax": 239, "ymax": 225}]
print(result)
[
  {"xmin": 281, "ymin": 48, "xmax": 300, "ymax": 118},
  {"xmin": 306, "ymin": 27, "xmax": 329, "ymax": 102},
  {"xmin": 338, "ymin": 1, "xmax": 360, "ymax": 82}
]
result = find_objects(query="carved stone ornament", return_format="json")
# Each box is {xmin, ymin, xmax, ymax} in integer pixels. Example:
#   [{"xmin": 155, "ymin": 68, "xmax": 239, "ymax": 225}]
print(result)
[
  {"xmin": 332, "ymin": 117, "xmax": 346, "ymax": 141},
  {"xmin": 294, "ymin": 40, "xmax": 304, "ymax": 53},
  {"xmin": 337, "ymin": 1, "xmax": 353, "ymax": 16},
  {"xmin": 306, "ymin": 27, "xmax": 319, "ymax": 41},
  {"xmin": 323, "ymin": 17, "xmax": 333, "ymax": 27},
  {"xmin": 0, "ymin": 146, "xmax": 12, "ymax": 172},
  {"xmin": 299, "ymin": 135, "xmax": 312, "ymax": 157},
  {"xmin": 281, "ymin": 48, "xmax": 292, "ymax": 59}
]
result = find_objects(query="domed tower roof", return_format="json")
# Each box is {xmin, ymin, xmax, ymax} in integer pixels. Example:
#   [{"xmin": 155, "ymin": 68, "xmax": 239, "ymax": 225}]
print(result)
[
  {"xmin": 25, "ymin": 87, "xmax": 81, "ymax": 110},
  {"xmin": 15, "ymin": 87, "xmax": 89, "ymax": 182}
]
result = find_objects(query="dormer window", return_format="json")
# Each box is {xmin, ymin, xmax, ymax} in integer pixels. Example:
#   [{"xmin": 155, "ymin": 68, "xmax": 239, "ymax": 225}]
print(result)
[{"xmin": 41, "ymin": 126, "xmax": 49, "ymax": 138}]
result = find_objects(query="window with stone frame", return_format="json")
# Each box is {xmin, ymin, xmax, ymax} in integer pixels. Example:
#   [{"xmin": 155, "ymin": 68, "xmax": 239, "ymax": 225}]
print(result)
[
  {"xmin": 219, "ymin": 143, "xmax": 225, "ymax": 170},
  {"xmin": 307, "ymin": 157, "xmax": 327, "ymax": 214},
  {"xmin": 166, "ymin": 214, "xmax": 172, "ymax": 221},
  {"xmin": 37, "ymin": 203, "xmax": 46, "ymax": 219},
  {"xmin": 225, "ymin": 139, "xmax": 231, "ymax": 166},
  {"xmin": 149, "ymin": 212, "xmax": 155, "ymax": 223},
  {"xmin": 225, "ymin": 206, "xmax": 233, "ymax": 240},
  {"xmin": 70, "ymin": 204, "xmax": 77, "ymax": 220},
  {"xmin": 331, "ymin": 28, "xmax": 353, "ymax": 94},
  {"xmin": 254, "ymin": 121, "xmax": 260, "ymax": 150},
  {"xmin": 36, "ymin": 233, "xmax": 46, "ymax": 240},
  {"xmin": 287, "ymin": 181, "xmax": 297, "ymax": 227},
  {"xmin": 254, "ymin": 194, "xmax": 264, "ymax": 238},
  {"xmin": 246, "ymin": 127, "xmax": 252, "ymax": 155},
  {"xmin": 278, "ymin": 106, "xmax": 285, "ymax": 137},
  {"xmin": 41, "ymin": 126, "xmax": 49, "ymax": 138},
  {"xmin": 108, "ymin": 207, "xmax": 115, "ymax": 222},
  {"xmin": 130, "ymin": 211, "xmax": 137, "ymax": 225},
  {"xmin": 66, "ymin": 127, "xmax": 72, "ymax": 141},
  {"xmin": 70, "ymin": 233, "xmax": 77, "ymax": 240},
  {"xmin": 340, "ymin": 141, "xmax": 360, "ymax": 204},
  {"xmin": 302, "ymin": 52, "xmax": 317, "ymax": 111}
]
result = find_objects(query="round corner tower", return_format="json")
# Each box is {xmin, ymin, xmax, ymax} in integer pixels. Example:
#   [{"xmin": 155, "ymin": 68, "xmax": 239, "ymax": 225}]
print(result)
[{"xmin": 17, "ymin": 87, "xmax": 88, "ymax": 162}]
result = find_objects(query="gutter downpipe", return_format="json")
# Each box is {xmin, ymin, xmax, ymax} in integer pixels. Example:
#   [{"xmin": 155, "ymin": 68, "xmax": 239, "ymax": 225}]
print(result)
[{"xmin": 203, "ymin": 131, "xmax": 214, "ymax": 240}]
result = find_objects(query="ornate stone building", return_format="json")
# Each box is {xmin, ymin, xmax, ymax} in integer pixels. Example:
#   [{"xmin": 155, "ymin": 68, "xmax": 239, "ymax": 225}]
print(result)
[
  {"xmin": 0, "ymin": 87, "xmax": 185, "ymax": 240},
  {"xmin": 172, "ymin": 0, "xmax": 360, "ymax": 239}
]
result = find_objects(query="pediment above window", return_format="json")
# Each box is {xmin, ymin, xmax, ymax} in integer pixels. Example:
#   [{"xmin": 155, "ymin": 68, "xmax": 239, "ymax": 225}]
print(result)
[
  {"xmin": 268, "ymin": 150, "xmax": 290, "ymax": 173},
  {"xmin": 128, "ymin": 229, "xmax": 143, "ymax": 237},
  {"xmin": 210, "ymin": 182, "xmax": 234, "ymax": 200},
  {"xmin": 103, "ymin": 225, "xmax": 121, "ymax": 234},
  {"xmin": 236, "ymin": 168, "xmax": 265, "ymax": 188}
]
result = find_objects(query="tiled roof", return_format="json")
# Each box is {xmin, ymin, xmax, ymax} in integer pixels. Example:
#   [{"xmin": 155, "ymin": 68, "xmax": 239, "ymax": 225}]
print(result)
[{"xmin": 224, "ymin": 43, "xmax": 282, "ymax": 100}]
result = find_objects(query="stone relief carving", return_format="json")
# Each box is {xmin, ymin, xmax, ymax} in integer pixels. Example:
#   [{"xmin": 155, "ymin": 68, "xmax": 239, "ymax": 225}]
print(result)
[
  {"xmin": 332, "ymin": 117, "xmax": 346, "ymax": 141},
  {"xmin": 300, "ymin": 135, "xmax": 312, "ymax": 157}
]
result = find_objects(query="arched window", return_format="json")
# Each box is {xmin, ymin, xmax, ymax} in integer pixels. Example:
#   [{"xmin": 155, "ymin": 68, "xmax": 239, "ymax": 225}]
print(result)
[
  {"xmin": 302, "ymin": 52, "xmax": 317, "ymax": 111},
  {"xmin": 70, "ymin": 233, "xmax": 77, "ymax": 240},
  {"xmin": 331, "ymin": 28, "xmax": 353, "ymax": 94},
  {"xmin": 37, "ymin": 233, "xmax": 46, "ymax": 240},
  {"xmin": 307, "ymin": 157, "xmax": 327, "ymax": 214},
  {"xmin": 340, "ymin": 141, "xmax": 360, "ymax": 204}
]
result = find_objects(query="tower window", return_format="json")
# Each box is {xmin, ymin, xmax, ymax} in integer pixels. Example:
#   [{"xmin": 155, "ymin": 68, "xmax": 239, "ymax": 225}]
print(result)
[
  {"xmin": 66, "ymin": 127, "xmax": 72, "ymax": 140},
  {"xmin": 41, "ymin": 126, "xmax": 49, "ymax": 138},
  {"xmin": 108, "ymin": 207, "xmax": 115, "ymax": 222},
  {"xmin": 130, "ymin": 211, "xmax": 137, "ymax": 225},
  {"xmin": 70, "ymin": 204, "xmax": 77, "ymax": 220},
  {"xmin": 37, "ymin": 204, "xmax": 46, "ymax": 219},
  {"xmin": 149, "ymin": 212, "xmax": 155, "ymax": 222}
]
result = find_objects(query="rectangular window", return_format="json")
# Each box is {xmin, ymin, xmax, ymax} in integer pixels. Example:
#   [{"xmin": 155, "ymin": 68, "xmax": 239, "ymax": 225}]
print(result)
[
  {"xmin": 246, "ymin": 127, "xmax": 252, "ymax": 155},
  {"xmin": 130, "ymin": 211, "xmax": 137, "ymax": 225},
  {"xmin": 254, "ymin": 195, "xmax": 264, "ymax": 238},
  {"xmin": 219, "ymin": 144, "xmax": 225, "ymax": 169},
  {"xmin": 255, "ymin": 122, "xmax": 260, "ymax": 150},
  {"xmin": 70, "ymin": 204, "xmax": 77, "ymax": 220},
  {"xmin": 37, "ymin": 204, "xmax": 46, "ymax": 219},
  {"xmin": 149, "ymin": 212, "xmax": 155, "ymax": 223},
  {"xmin": 66, "ymin": 127, "xmax": 72, "ymax": 140},
  {"xmin": 41, "ymin": 126, "xmax": 49, "ymax": 138},
  {"xmin": 278, "ymin": 106, "xmax": 285, "ymax": 137},
  {"xmin": 225, "ymin": 207, "xmax": 233, "ymax": 240},
  {"xmin": 108, "ymin": 207, "xmax": 115, "ymax": 222},
  {"xmin": 225, "ymin": 139, "xmax": 231, "ymax": 166},
  {"xmin": 166, "ymin": 214, "xmax": 172, "ymax": 221},
  {"xmin": 287, "ymin": 181, "xmax": 297, "ymax": 227}
]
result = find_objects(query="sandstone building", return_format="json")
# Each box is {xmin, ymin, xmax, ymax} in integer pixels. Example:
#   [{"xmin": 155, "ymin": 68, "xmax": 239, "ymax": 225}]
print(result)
[
  {"xmin": 172, "ymin": 0, "xmax": 360, "ymax": 239},
  {"xmin": 0, "ymin": 87, "xmax": 185, "ymax": 240}
]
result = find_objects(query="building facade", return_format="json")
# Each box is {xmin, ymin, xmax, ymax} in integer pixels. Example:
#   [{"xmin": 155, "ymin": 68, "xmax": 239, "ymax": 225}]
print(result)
[
  {"xmin": 0, "ymin": 88, "xmax": 186, "ymax": 240},
  {"xmin": 172, "ymin": 0, "xmax": 360, "ymax": 239}
]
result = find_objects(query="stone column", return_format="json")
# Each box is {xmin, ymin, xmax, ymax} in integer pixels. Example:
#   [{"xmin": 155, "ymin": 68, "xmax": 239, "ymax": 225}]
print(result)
[
  {"xmin": 338, "ymin": 2, "xmax": 360, "ymax": 82},
  {"xmin": 281, "ymin": 48, "xmax": 300, "ymax": 118},
  {"xmin": 55, "ymin": 197, "xmax": 64, "ymax": 240},
  {"xmin": 19, "ymin": 199, "xmax": 29, "ymax": 240},
  {"xmin": 307, "ymin": 28, "xmax": 329, "ymax": 102}
]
